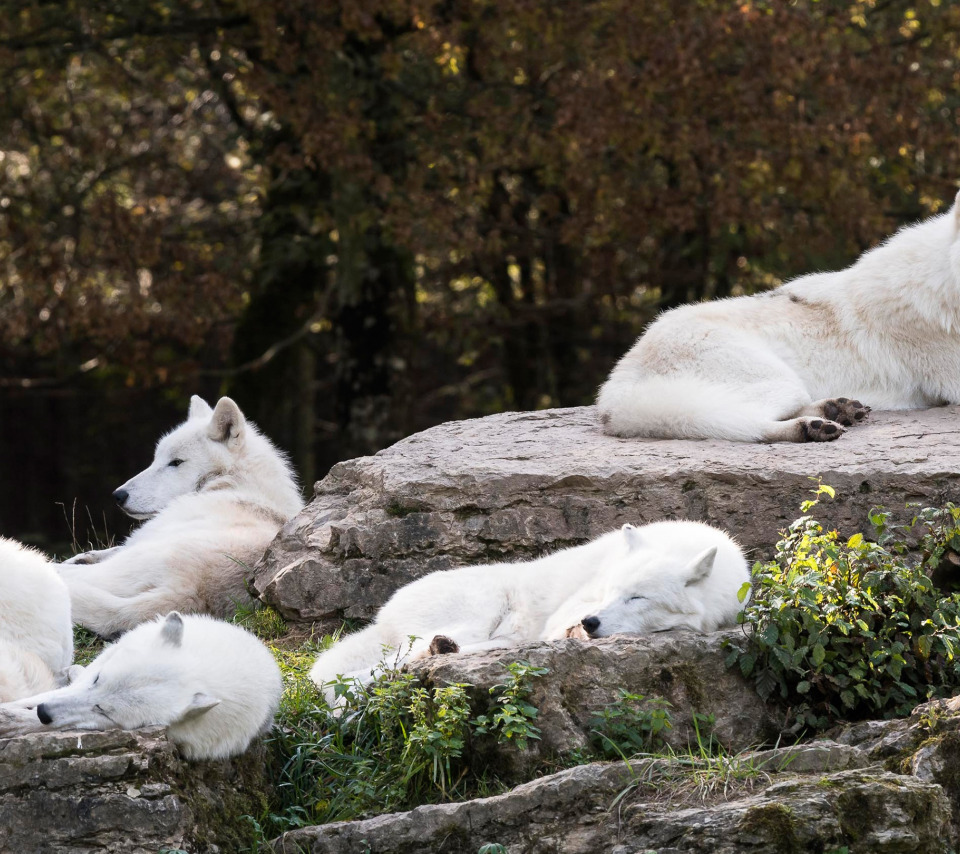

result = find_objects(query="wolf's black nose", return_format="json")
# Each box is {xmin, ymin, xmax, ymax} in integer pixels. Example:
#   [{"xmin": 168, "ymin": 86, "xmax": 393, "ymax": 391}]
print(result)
[
  {"xmin": 581, "ymin": 616, "xmax": 601, "ymax": 634},
  {"xmin": 112, "ymin": 488, "xmax": 128, "ymax": 507},
  {"xmin": 36, "ymin": 703, "xmax": 52, "ymax": 725}
]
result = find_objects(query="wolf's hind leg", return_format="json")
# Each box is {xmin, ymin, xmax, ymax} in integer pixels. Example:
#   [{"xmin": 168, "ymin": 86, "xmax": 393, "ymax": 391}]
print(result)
[{"xmin": 797, "ymin": 397, "xmax": 871, "ymax": 427}]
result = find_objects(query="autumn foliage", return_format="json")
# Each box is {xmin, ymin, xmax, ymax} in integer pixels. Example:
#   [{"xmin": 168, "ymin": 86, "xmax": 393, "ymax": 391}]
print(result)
[{"xmin": 1, "ymin": 0, "xmax": 959, "ymax": 540}]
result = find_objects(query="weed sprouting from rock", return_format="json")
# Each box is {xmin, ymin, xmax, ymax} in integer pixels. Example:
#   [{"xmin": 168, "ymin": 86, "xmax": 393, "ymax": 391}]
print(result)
[
  {"xmin": 588, "ymin": 690, "xmax": 673, "ymax": 758},
  {"xmin": 472, "ymin": 660, "xmax": 548, "ymax": 750}
]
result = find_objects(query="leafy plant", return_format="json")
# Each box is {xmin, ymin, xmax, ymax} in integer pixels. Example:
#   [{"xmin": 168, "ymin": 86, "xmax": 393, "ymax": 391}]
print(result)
[
  {"xmin": 405, "ymin": 684, "xmax": 473, "ymax": 795},
  {"xmin": 472, "ymin": 660, "xmax": 549, "ymax": 750},
  {"xmin": 246, "ymin": 642, "xmax": 546, "ymax": 843},
  {"xmin": 588, "ymin": 690, "xmax": 673, "ymax": 758},
  {"xmin": 730, "ymin": 492, "xmax": 960, "ymax": 730}
]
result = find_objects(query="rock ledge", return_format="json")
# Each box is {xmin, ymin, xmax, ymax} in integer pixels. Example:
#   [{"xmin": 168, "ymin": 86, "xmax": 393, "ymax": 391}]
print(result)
[{"xmin": 254, "ymin": 405, "xmax": 960, "ymax": 623}]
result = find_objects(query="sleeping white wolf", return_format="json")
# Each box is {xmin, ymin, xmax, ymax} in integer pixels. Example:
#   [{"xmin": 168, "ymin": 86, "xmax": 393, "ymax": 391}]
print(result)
[
  {"xmin": 59, "ymin": 395, "xmax": 303, "ymax": 636},
  {"xmin": 310, "ymin": 520, "xmax": 748, "ymax": 703},
  {"xmin": 598, "ymin": 192, "xmax": 960, "ymax": 442},
  {"xmin": 0, "ymin": 612, "xmax": 283, "ymax": 761},
  {"xmin": 0, "ymin": 538, "xmax": 73, "ymax": 701}
]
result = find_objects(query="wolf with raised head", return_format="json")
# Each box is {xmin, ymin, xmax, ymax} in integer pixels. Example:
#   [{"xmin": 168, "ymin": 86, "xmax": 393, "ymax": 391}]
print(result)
[
  {"xmin": 59, "ymin": 395, "xmax": 303, "ymax": 636},
  {"xmin": 0, "ymin": 612, "xmax": 283, "ymax": 760},
  {"xmin": 309, "ymin": 520, "xmax": 748, "ymax": 703},
  {"xmin": 598, "ymin": 192, "xmax": 960, "ymax": 442},
  {"xmin": 0, "ymin": 538, "xmax": 73, "ymax": 701}
]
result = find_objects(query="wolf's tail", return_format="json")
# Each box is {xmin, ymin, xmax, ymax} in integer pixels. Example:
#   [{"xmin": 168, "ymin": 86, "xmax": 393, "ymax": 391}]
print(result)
[
  {"xmin": 596, "ymin": 373, "xmax": 804, "ymax": 442},
  {"xmin": 308, "ymin": 623, "xmax": 399, "ymax": 696}
]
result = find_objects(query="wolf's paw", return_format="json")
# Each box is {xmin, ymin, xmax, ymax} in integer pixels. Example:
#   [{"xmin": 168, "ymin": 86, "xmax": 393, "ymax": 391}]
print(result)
[
  {"xmin": 428, "ymin": 635, "xmax": 460, "ymax": 655},
  {"xmin": 61, "ymin": 552, "xmax": 96, "ymax": 565},
  {"xmin": 822, "ymin": 397, "xmax": 871, "ymax": 427},
  {"xmin": 800, "ymin": 417, "xmax": 846, "ymax": 442},
  {"xmin": 563, "ymin": 623, "xmax": 590, "ymax": 640}
]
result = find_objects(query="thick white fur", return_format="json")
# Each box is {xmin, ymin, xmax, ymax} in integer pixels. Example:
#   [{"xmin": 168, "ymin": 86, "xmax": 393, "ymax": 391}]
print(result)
[
  {"xmin": 310, "ymin": 521, "xmax": 748, "ymax": 702},
  {"xmin": 0, "ymin": 613, "xmax": 283, "ymax": 761},
  {"xmin": 0, "ymin": 538, "xmax": 72, "ymax": 701},
  {"xmin": 58, "ymin": 396, "xmax": 303, "ymax": 636},
  {"xmin": 598, "ymin": 192, "xmax": 960, "ymax": 442}
]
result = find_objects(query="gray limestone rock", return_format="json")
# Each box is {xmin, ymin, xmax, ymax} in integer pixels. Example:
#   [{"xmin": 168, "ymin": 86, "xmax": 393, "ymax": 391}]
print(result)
[
  {"xmin": 407, "ymin": 630, "xmax": 780, "ymax": 778},
  {"xmin": 253, "ymin": 405, "xmax": 960, "ymax": 624},
  {"xmin": 0, "ymin": 727, "xmax": 269, "ymax": 854},
  {"xmin": 269, "ymin": 760, "xmax": 951, "ymax": 854}
]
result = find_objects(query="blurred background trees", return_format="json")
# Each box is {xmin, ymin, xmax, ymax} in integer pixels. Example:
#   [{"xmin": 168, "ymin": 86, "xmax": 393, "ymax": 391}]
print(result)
[{"xmin": 2, "ymin": 0, "xmax": 959, "ymax": 550}]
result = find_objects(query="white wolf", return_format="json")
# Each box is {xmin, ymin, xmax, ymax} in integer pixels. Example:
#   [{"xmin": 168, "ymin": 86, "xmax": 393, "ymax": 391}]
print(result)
[
  {"xmin": 310, "ymin": 520, "xmax": 748, "ymax": 702},
  {"xmin": 0, "ymin": 612, "xmax": 283, "ymax": 761},
  {"xmin": 0, "ymin": 538, "xmax": 73, "ymax": 701},
  {"xmin": 597, "ymin": 192, "xmax": 960, "ymax": 442},
  {"xmin": 58, "ymin": 395, "xmax": 303, "ymax": 637}
]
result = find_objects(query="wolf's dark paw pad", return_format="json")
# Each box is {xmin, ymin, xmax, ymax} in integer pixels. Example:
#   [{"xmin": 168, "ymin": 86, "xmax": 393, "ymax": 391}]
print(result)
[
  {"xmin": 428, "ymin": 635, "xmax": 460, "ymax": 655},
  {"xmin": 823, "ymin": 398, "xmax": 871, "ymax": 426},
  {"xmin": 801, "ymin": 418, "xmax": 846, "ymax": 442}
]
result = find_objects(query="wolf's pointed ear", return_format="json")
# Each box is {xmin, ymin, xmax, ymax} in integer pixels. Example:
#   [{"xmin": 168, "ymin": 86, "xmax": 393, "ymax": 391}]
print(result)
[
  {"xmin": 622, "ymin": 523, "xmax": 644, "ymax": 552},
  {"xmin": 952, "ymin": 190, "xmax": 960, "ymax": 234},
  {"xmin": 684, "ymin": 546, "xmax": 718, "ymax": 586},
  {"xmin": 188, "ymin": 395, "xmax": 213, "ymax": 420},
  {"xmin": 160, "ymin": 612, "xmax": 184, "ymax": 647},
  {"xmin": 208, "ymin": 397, "xmax": 246, "ymax": 447},
  {"xmin": 65, "ymin": 664, "xmax": 86, "ymax": 684},
  {"xmin": 179, "ymin": 692, "xmax": 221, "ymax": 722}
]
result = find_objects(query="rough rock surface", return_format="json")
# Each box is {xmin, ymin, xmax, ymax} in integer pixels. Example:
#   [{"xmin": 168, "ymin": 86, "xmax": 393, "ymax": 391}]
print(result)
[
  {"xmin": 253, "ymin": 405, "xmax": 960, "ymax": 624},
  {"xmin": 0, "ymin": 727, "xmax": 269, "ymax": 853},
  {"xmin": 270, "ymin": 749, "xmax": 952, "ymax": 854},
  {"xmin": 408, "ymin": 630, "xmax": 779, "ymax": 778},
  {"xmin": 270, "ymin": 688, "xmax": 960, "ymax": 854},
  {"xmin": 835, "ymin": 693, "xmax": 960, "ymax": 843}
]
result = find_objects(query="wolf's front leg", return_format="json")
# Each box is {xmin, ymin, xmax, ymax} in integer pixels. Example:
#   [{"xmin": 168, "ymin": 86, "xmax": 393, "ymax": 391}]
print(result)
[
  {"xmin": 63, "ymin": 578, "xmax": 187, "ymax": 637},
  {"xmin": 0, "ymin": 687, "xmax": 62, "ymax": 737},
  {"xmin": 0, "ymin": 706, "xmax": 46, "ymax": 737}
]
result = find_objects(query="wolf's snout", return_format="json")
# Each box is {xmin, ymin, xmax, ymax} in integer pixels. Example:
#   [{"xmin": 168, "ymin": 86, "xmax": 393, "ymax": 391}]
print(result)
[
  {"xmin": 36, "ymin": 703, "xmax": 53, "ymax": 725},
  {"xmin": 581, "ymin": 615, "xmax": 601, "ymax": 635},
  {"xmin": 112, "ymin": 488, "xmax": 129, "ymax": 507}
]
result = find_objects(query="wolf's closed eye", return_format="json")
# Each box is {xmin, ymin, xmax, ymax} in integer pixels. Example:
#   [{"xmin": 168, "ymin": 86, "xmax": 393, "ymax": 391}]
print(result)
[
  {"xmin": 628, "ymin": 595, "xmax": 646, "ymax": 602},
  {"xmin": 168, "ymin": 459, "xmax": 185, "ymax": 468}
]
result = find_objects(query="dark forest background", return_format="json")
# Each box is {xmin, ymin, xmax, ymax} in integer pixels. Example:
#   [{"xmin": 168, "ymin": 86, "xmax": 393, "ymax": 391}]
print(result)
[{"xmin": 2, "ymin": 0, "xmax": 959, "ymax": 553}]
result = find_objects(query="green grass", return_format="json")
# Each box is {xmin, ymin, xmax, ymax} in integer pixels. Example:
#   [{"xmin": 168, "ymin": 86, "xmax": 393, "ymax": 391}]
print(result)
[
  {"xmin": 72, "ymin": 626, "xmax": 107, "ymax": 666},
  {"xmin": 612, "ymin": 717, "xmax": 777, "ymax": 809}
]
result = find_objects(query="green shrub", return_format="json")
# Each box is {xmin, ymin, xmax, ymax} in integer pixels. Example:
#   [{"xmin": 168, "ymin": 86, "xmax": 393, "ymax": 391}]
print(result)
[
  {"xmin": 588, "ymin": 690, "xmax": 673, "ymax": 758},
  {"xmin": 730, "ymin": 492, "xmax": 960, "ymax": 731}
]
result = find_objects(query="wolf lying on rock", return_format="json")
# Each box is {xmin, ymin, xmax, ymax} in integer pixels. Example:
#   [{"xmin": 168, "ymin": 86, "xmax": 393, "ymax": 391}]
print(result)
[
  {"xmin": 310, "ymin": 520, "xmax": 749, "ymax": 704},
  {"xmin": 0, "ymin": 612, "xmax": 282, "ymax": 760},
  {"xmin": 59, "ymin": 395, "xmax": 303, "ymax": 636},
  {"xmin": 598, "ymin": 192, "xmax": 960, "ymax": 442}
]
